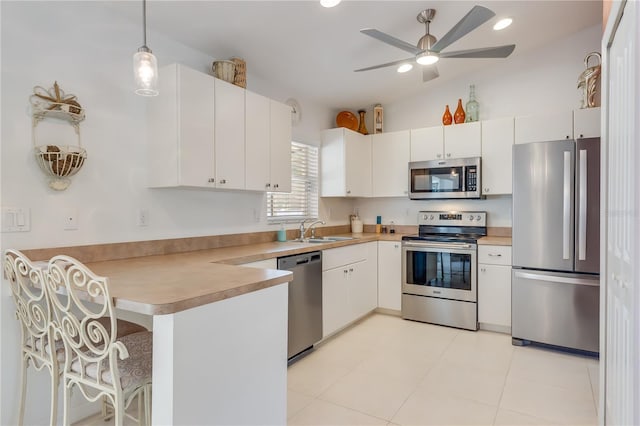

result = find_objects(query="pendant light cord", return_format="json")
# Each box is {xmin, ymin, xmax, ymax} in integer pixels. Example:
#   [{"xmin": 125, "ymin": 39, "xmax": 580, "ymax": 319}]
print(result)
[{"xmin": 142, "ymin": 0, "xmax": 148, "ymax": 48}]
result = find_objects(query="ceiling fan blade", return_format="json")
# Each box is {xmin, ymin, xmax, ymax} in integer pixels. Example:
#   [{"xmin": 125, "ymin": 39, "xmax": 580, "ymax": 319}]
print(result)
[
  {"xmin": 422, "ymin": 65, "xmax": 440, "ymax": 82},
  {"xmin": 360, "ymin": 28, "xmax": 424, "ymax": 55},
  {"xmin": 439, "ymin": 44, "xmax": 516, "ymax": 58},
  {"xmin": 430, "ymin": 5, "xmax": 495, "ymax": 53},
  {"xmin": 354, "ymin": 57, "xmax": 415, "ymax": 72}
]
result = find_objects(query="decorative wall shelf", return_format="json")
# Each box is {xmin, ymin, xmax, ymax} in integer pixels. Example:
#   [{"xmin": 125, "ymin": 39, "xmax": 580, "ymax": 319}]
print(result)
[{"xmin": 29, "ymin": 82, "xmax": 87, "ymax": 190}]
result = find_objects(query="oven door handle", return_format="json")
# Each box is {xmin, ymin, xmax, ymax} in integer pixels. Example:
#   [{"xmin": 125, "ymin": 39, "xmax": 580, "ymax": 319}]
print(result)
[{"xmin": 402, "ymin": 242, "xmax": 474, "ymax": 250}]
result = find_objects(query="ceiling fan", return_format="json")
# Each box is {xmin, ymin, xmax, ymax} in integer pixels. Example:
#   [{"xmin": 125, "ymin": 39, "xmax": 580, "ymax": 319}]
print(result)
[{"xmin": 354, "ymin": 5, "xmax": 516, "ymax": 82}]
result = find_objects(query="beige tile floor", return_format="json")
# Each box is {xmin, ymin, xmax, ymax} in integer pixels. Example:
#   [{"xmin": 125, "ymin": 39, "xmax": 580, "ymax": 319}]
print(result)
[
  {"xmin": 288, "ymin": 314, "xmax": 599, "ymax": 426},
  {"xmin": 77, "ymin": 313, "xmax": 599, "ymax": 426}
]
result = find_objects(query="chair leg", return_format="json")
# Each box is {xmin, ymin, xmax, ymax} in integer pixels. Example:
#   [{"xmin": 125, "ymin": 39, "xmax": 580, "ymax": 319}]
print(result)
[
  {"xmin": 17, "ymin": 356, "xmax": 27, "ymax": 426},
  {"xmin": 114, "ymin": 394, "xmax": 125, "ymax": 426},
  {"xmin": 143, "ymin": 385, "xmax": 151, "ymax": 426},
  {"xmin": 49, "ymin": 368, "xmax": 59, "ymax": 426},
  {"xmin": 62, "ymin": 382, "xmax": 71, "ymax": 426}
]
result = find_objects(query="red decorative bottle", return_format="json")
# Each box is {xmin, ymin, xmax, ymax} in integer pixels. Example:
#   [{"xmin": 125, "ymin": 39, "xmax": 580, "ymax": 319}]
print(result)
[
  {"xmin": 442, "ymin": 105, "xmax": 453, "ymax": 125},
  {"xmin": 454, "ymin": 99, "xmax": 466, "ymax": 124}
]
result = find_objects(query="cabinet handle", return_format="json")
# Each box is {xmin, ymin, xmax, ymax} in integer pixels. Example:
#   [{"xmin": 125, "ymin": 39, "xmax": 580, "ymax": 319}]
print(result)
[
  {"xmin": 484, "ymin": 188, "xmax": 490, "ymax": 192},
  {"xmin": 394, "ymin": 244, "xmax": 399, "ymax": 248},
  {"xmin": 220, "ymin": 179, "xmax": 227, "ymax": 184},
  {"xmin": 566, "ymin": 135, "xmax": 570, "ymax": 139},
  {"xmin": 347, "ymin": 190, "xmax": 351, "ymax": 194},
  {"xmin": 274, "ymin": 184, "xmax": 279, "ymax": 189},
  {"xmin": 349, "ymin": 268, "xmax": 353, "ymax": 272},
  {"xmin": 481, "ymin": 268, "xmax": 486, "ymax": 272},
  {"xmin": 436, "ymin": 154, "xmax": 442, "ymax": 159},
  {"xmin": 488, "ymin": 253, "xmax": 502, "ymax": 257},
  {"xmin": 208, "ymin": 178, "xmax": 215, "ymax": 183},
  {"xmin": 446, "ymin": 153, "xmax": 451, "ymax": 158},
  {"xmin": 265, "ymin": 183, "xmax": 271, "ymax": 188},
  {"xmin": 579, "ymin": 134, "xmax": 584, "ymax": 138}
]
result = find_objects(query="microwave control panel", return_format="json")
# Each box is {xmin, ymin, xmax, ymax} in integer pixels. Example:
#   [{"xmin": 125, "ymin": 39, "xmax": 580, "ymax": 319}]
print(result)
[{"xmin": 466, "ymin": 166, "xmax": 478, "ymax": 191}]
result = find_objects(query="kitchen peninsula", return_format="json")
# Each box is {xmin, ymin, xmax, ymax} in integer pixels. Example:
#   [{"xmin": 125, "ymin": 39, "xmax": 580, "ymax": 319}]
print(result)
[{"xmin": 77, "ymin": 250, "xmax": 292, "ymax": 425}]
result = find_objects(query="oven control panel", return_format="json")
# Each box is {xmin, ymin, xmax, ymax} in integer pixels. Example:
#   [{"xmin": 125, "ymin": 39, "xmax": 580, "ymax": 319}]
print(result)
[{"xmin": 418, "ymin": 211, "xmax": 486, "ymax": 227}]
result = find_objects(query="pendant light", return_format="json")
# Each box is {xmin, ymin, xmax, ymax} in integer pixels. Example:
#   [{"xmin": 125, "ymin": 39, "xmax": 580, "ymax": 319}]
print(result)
[{"xmin": 133, "ymin": 0, "xmax": 159, "ymax": 96}]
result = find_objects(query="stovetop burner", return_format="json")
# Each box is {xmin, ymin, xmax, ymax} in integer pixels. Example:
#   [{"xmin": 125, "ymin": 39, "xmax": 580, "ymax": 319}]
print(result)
[{"xmin": 405, "ymin": 210, "xmax": 488, "ymax": 243}]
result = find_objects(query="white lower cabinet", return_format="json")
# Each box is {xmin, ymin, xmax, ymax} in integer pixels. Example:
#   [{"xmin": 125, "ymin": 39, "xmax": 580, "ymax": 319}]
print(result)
[
  {"xmin": 377, "ymin": 241, "xmax": 402, "ymax": 311},
  {"xmin": 322, "ymin": 242, "xmax": 377, "ymax": 337},
  {"xmin": 478, "ymin": 245, "xmax": 512, "ymax": 332}
]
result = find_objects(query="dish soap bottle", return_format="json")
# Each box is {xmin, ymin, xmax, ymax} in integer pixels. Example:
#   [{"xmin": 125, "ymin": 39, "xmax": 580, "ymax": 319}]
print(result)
[{"xmin": 465, "ymin": 84, "xmax": 479, "ymax": 122}]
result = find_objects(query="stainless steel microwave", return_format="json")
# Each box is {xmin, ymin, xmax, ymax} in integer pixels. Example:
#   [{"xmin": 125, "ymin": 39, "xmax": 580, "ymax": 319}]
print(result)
[{"xmin": 408, "ymin": 157, "xmax": 482, "ymax": 200}]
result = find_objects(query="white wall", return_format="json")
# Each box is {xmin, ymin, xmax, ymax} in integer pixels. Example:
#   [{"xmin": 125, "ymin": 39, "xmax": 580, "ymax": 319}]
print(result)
[
  {"xmin": 0, "ymin": 2, "xmax": 341, "ymax": 424},
  {"xmin": 353, "ymin": 24, "xmax": 601, "ymax": 227}
]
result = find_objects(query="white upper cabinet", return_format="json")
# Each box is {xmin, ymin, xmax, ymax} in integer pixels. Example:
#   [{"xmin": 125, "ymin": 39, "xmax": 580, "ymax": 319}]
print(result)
[
  {"xmin": 245, "ymin": 94, "xmax": 292, "ymax": 192},
  {"xmin": 410, "ymin": 126, "xmax": 444, "ymax": 161},
  {"xmin": 320, "ymin": 128, "xmax": 371, "ymax": 197},
  {"xmin": 148, "ymin": 64, "xmax": 215, "ymax": 188},
  {"xmin": 214, "ymin": 79, "xmax": 245, "ymax": 190},
  {"xmin": 245, "ymin": 91, "xmax": 271, "ymax": 191},
  {"xmin": 372, "ymin": 130, "xmax": 410, "ymax": 197},
  {"xmin": 573, "ymin": 107, "xmax": 601, "ymax": 139},
  {"xmin": 481, "ymin": 117, "xmax": 514, "ymax": 195},
  {"xmin": 148, "ymin": 63, "xmax": 291, "ymax": 192},
  {"xmin": 515, "ymin": 110, "xmax": 573, "ymax": 144},
  {"xmin": 443, "ymin": 121, "xmax": 482, "ymax": 158},
  {"xmin": 269, "ymin": 100, "xmax": 293, "ymax": 193}
]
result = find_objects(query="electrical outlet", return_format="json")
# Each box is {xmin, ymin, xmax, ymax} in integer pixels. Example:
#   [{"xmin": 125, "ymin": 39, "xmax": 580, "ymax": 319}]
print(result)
[
  {"xmin": 64, "ymin": 209, "xmax": 78, "ymax": 230},
  {"xmin": 137, "ymin": 209, "xmax": 149, "ymax": 227}
]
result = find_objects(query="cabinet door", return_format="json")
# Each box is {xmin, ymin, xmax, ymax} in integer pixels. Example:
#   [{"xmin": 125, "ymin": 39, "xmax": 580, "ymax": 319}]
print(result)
[
  {"xmin": 410, "ymin": 126, "xmax": 444, "ymax": 161},
  {"xmin": 372, "ymin": 130, "xmax": 410, "ymax": 197},
  {"xmin": 515, "ymin": 110, "xmax": 573, "ymax": 144},
  {"xmin": 345, "ymin": 132, "xmax": 371, "ymax": 197},
  {"xmin": 573, "ymin": 107, "xmax": 601, "ymax": 139},
  {"xmin": 443, "ymin": 121, "xmax": 481, "ymax": 158},
  {"xmin": 478, "ymin": 264, "xmax": 512, "ymax": 329},
  {"xmin": 269, "ymin": 100, "xmax": 292, "ymax": 193},
  {"xmin": 320, "ymin": 128, "xmax": 347, "ymax": 197},
  {"xmin": 481, "ymin": 117, "xmax": 514, "ymax": 195},
  {"xmin": 214, "ymin": 79, "xmax": 245, "ymax": 189},
  {"xmin": 149, "ymin": 64, "xmax": 215, "ymax": 188},
  {"xmin": 322, "ymin": 267, "xmax": 350, "ymax": 337},
  {"xmin": 245, "ymin": 91, "xmax": 271, "ymax": 191},
  {"xmin": 348, "ymin": 260, "xmax": 376, "ymax": 320},
  {"xmin": 377, "ymin": 241, "xmax": 402, "ymax": 310}
]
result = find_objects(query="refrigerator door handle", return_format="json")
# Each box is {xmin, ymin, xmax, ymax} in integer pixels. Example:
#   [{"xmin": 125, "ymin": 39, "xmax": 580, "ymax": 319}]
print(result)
[
  {"xmin": 578, "ymin": 149, "xmax": 587, "ymax": 260},
  {"xmin": 562, "ymin": 151, "xmax": 571, "ymax": 260},
  {"xmin": 514, "ymin": 271, "xmax": 599, "ymax": 287}
]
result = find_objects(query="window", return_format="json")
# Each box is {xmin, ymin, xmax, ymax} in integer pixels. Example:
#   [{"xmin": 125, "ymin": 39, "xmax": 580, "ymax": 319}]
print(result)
[{"xmin": 267, "ymin": 141, "xmax": 319, "ymax": 221}]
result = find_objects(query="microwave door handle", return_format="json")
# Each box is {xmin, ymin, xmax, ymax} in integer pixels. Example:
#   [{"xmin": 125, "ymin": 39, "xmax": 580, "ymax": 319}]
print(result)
[
  {"xmin": 578, "ymin": 149, "xmax": 587, "ymax": 260},
  {"xmin": 562, "ymin": 151, "xmax": 571, "ymax": 260}
]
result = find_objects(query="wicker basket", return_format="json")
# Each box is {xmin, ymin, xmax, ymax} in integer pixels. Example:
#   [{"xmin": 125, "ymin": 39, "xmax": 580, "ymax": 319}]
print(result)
[
  {"xmin": 212, "ymin": 60, "xmax": 236, "ymax": 83},
  {"xmin": 231, "ymin": 57, "xmax": 246, "ymax": 88},
  {"xmin": 34, "ymin": 145, "xmax": 86, "ymax": 190}
]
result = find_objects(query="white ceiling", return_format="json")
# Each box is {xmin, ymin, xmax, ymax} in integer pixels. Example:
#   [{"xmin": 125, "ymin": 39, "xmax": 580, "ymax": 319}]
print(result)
[{"xmin": 110, "ymin": 1, "xmax": 602, "ymax": 109}]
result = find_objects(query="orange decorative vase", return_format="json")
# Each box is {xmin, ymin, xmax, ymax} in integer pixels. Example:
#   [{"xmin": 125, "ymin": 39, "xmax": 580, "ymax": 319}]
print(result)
[
  {"xmin": 454, "ymin": 99, "xmax": 466, "ymax": 124},
  {"xmin": 442, "ymin": 105, "xmax": 453, "ymax": 125},
  {"xmin": 357, "ymin": 110, "xmax": 369, "ymax": 135}
]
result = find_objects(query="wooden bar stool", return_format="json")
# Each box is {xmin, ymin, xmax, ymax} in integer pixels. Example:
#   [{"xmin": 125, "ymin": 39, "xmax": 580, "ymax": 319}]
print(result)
[{"xmin": 44, "ymin": 255, "xmax": 152, "ymax": 426}]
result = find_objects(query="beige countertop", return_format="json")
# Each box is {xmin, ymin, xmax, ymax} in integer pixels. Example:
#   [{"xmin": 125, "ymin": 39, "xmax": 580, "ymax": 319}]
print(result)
[
  {"xmin": 73, "ymin": 231, "xmax": 505, "ymax": 316},
  {"xmin": 477, "ymin": 236, "xmax": 512, "ymax": 246}
]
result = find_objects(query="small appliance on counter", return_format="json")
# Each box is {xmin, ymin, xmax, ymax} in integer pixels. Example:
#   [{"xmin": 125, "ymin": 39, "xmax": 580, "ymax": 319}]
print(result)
[
  {"xmin": 512, "ymin": 137, "xmax": 600, "ymax": 354},
  {"xmin": 401, "ymin": 211, "xmax": 487, "ymax": 331}
]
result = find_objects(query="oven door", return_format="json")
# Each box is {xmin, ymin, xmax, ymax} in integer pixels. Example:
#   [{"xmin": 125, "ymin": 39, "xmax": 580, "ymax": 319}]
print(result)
[{"xmin": 402, "ymin": 241, "xmax": 477, "ymax": 302}]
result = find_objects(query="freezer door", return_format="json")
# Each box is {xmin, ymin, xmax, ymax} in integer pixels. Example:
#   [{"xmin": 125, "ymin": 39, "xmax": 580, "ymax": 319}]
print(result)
[
  {"xmin": 513, "ymin": 140, "xmax": 575, "ymax": 271},
  {"xmin": 574, "ymin": 137, "xmax": 600, "ymax": 274},
  {"xmin": 512, "ymin": 269, "xmax": 599, "ymax": 353}
]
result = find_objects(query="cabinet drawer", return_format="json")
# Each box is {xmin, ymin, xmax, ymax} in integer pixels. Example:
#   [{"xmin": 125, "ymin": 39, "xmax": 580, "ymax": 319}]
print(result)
[
  {"xmin": 478, "ymin": 245, "xmax": 512, "ymax": 265},
  {"xmin": 323, "ymin": 244, "xmax": 367, "ymax": 271}
]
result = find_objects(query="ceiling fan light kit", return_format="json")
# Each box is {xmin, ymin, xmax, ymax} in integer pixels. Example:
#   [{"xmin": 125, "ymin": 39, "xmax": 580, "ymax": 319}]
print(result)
[
  {"xmin": 320, "ymin": 0, "xmax": 341, "ymax": 8},
  {"xmin": 397, "ymin": 63, "xmax": 413, "ymax": 73},
  {"xmin": 355, "ymin": 5, "xmax": 516, "ymax": 82}
]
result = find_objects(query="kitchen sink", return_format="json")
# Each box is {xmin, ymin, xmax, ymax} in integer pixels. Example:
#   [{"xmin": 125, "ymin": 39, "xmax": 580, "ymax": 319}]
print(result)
[{"xmin": 289, "ymin": 236, "xmax": 355, "ymax": 243}]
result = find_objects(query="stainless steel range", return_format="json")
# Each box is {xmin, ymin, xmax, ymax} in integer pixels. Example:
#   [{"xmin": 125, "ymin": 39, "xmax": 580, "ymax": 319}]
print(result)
[{"xmin": 401, "ymin": 211, "xmax": 487, "ymax": 331}]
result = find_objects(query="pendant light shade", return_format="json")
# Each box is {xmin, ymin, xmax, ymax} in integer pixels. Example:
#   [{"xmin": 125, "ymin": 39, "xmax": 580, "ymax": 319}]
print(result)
[{"xmin": 134, "ymin": 0, "xmax": 158, "ymax": 96}]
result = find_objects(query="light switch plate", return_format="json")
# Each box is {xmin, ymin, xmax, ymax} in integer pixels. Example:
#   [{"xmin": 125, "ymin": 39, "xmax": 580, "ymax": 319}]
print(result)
[{"xmin": 2, "ymin": 208, "xmax": 30, "ymax": 232}]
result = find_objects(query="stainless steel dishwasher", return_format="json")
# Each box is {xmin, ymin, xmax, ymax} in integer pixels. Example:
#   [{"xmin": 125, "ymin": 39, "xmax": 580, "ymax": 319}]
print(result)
[{"xmin": 278, "ymin": 251, "xmax": 322, "ymax": 360}]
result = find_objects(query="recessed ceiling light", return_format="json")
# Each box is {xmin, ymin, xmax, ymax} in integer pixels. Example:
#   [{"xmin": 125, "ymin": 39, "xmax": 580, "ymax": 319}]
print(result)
[
  {"xmin": 397, "ymin": 63, "xmax": 413, "ymax": 73},
  {"xmin": 493, "ymin": 18, "xmax": 513, "ymax": 31},
  {"xmin": 320, "ymin": 0, "xmax": 341, "ymax": 7}
]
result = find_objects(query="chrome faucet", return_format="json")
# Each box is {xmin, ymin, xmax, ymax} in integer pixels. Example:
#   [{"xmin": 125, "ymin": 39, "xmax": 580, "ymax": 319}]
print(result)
[
  {"xmin": 307, "ymin": 220, "xmax": 326, "ymax": 239},
  {"xmin": 299, "ymin": 218, "xmax": 325, "ymax": 240}
]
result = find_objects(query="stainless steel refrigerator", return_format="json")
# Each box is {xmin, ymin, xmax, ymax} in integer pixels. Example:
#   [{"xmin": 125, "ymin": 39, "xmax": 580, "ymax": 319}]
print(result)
[{"xmin": 512, "ymin": 137, "xmax": 600, "ymax": 353}]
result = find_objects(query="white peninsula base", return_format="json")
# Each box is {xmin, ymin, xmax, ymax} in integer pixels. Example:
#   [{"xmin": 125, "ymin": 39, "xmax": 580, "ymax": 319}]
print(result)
[{"xmin": 152, "ymin": 283, "xmax": 288, "ymax": 425}]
